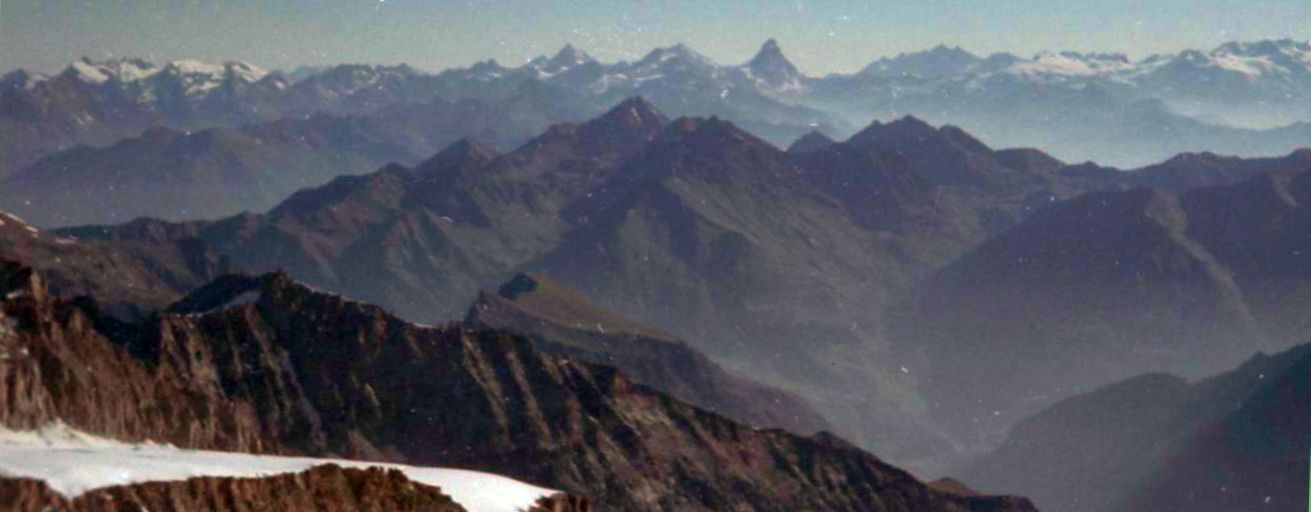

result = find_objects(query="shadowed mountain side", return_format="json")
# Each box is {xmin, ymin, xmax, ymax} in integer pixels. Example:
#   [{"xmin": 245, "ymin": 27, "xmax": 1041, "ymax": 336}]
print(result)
[
  {"xmin": 898, "ymin": 187, "xmax": 1265, "ymax": 444},
  {"xmin": 0, "ymin": 260, "xmax": 1038, "ymax": 512},
  {"xmin": 0, "ymin": 97, "xmax": 580, "ymax": 227},
  {"xmin": 897, "ymin": 156, "xmax": 1311, "ymax": 448},
  {"xmin": 0, "ymin": 211, "xmax": 226, "ymax": 319},
  {"xmin": 465, "ymin": 273, "xmax": 832, "ymax": 435},
  {"xmin": 52, "ymin": 99, "xmax": 1311, "ymax": 475},
  {"xmin": 961, "ymin": 344, "xmax": 1311, "ymax": 512}
]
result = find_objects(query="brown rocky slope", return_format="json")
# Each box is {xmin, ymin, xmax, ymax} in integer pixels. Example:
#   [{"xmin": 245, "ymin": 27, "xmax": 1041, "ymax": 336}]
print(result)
[
  {"xmin": 0, "ymin": 464, "xmax": 590, "ymax": 512},
  {"xmin": 0, "ymin": 465, "xmax": 467, "ymax": 512},
  {"xmin": 0, "ymin": 259, "xmax": 1037, "ymax": 511}
]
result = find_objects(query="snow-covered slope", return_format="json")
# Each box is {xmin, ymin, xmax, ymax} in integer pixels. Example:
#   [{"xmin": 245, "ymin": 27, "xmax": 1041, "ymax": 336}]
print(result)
[
  {"xmin": 57, "ymin": 57, "xmax": 275, "ymax": 97},
  {"xmin": 0, "ymin": 423, "xmax": 557, "ymax": 512}
]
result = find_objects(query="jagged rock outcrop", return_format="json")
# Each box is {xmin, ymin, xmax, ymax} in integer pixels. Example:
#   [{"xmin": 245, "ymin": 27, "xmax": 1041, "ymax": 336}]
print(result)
[
  {"xmin": 0, "ymin": 260, "xmax": 1037, "ymax": 512},
  {"xmin": 0, "ymin": 465, "xmax": 467, "ymax": 512},
  {"xmin": 162, "ymin": 271, "xmax": 1035, "ymax": 511},
  {"xmin": 0, "ymin": 260, "xmax": 270, "ymax": 450}
]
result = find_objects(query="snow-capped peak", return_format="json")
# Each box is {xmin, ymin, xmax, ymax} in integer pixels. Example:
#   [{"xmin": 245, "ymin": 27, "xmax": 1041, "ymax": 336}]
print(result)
[
  {"xmin": 1204, "ymin": 39, "xmax": 1311, "ymax": 75},
  {"xmin": 66, "ymin": 59, "xmax": 112, "ymax": 84},
  {"xmin": 1214, "ymin": 39, "xmax": 1311, "ymax": 59},
  {"xmin": 749, "ymin": 39, "xmax": 787, "ymax": 65},
  {"xmin": 635, "ymin": 43, "xmax": 715, "ymax": 69},
  {"xmin": 161, "ymin": 60, "xmax": 268, "ymax": 82},
  {"xmin": 746, "ymin": 39, "xmax": 796, "ymax": 73},
  {"xmin": 1006, "ymin": 51, "xmax": 1136, "ymax": 79},
  {"xmin": 146, "ymin": 60, "xmax": 271, "ymax": 96},
  {"xmin": 861, "ymin": 45, "xmax": 985, "ymax": 78},
  {"xmin": 742, "ymin": 38, "xmax": 809, "ymax": 93},
  {"xmin": 0, "ymin": 69, "xmax": 47, "ymax": 90},
  {"xmin": 58, "ymin": 57, "xmax": 269, "ymax": 96},
  {"xmin": 526, "ymin": 44, "xmax": 596, "ymax": 77},
  {"xmin": 549, "ymin": 44, "xmax": 594, "ymax": 68}
]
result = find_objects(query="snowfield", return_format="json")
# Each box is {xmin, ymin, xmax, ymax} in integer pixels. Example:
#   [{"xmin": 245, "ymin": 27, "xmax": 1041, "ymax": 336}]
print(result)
[{"xmin": 0, "ymin": 423, "xmax": 557, "ymax": 512}]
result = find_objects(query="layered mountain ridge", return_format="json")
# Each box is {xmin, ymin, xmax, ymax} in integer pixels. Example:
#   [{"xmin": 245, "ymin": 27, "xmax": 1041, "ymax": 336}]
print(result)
[
  {"xmin": 0, "ymin": 257, "xmax": 1037, "ymax": 511},
  {"xmin": 33, "ymin": 98, "xmax": 1311, "ymax": 477},
  {"xmin": 5, "ymin": 37, "xmax": 1311, "ymax": 194},
  {"xmin": 465, "ymin": 272, "xmax": 831, "ymax": 434},
  {"xmin": 897, "ymin": 158, "xmax": 1311, "ymax": 448},
  {"xmin": 961, "ymin": 343, "xmax": 1310, "ymax": 512}
]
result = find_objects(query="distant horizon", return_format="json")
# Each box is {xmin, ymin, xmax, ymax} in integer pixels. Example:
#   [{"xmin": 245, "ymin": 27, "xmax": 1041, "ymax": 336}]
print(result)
[
  {"xmin": 3, "ymin": 0, "xmax": 1309, "ymax": 76},
  {"xmin": 8, "ymin": 36, "xmax": 1311, "ymax": 78}
]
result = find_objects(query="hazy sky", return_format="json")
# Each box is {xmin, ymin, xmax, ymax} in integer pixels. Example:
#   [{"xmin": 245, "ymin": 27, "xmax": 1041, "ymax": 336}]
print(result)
[{"xmin": 3, "ymin": 0, "xmax": 1309, "ymax": 75}]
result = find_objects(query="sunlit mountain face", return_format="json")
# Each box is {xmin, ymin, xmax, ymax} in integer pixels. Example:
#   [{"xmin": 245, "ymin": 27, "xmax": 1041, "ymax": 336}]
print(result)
[{"xmin": 0, "ymin": 2, "xmax": 1308, "ymax": 511}]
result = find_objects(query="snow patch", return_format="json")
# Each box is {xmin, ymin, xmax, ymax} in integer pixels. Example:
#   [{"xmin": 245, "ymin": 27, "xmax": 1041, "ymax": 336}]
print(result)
[
  {"xmin": 1005, "ymin": 52, "xmax": 1134, "ymax": 80},
  {"xmin": 69, "ymin": 60, "xmax": 110, "ymax": 84},
  {"xmin": 219, "ymin": 290, "xmax": 261, "ymax": 310},
  {"xmin": 1, "ymin": 212, "xmax": 28, "ymax": 227},
  {"xmin": 0, "ymin": 424, "xmax": 557, "ymax": 512}
]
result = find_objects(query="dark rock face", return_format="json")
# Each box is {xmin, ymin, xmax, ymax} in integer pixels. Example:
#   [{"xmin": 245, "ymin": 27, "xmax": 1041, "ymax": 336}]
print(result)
[
  {"xmin": 786, "ymin": 129, "xmax": 837, "ymax": 154},
  {"xmin": 963, "ymin": 344, "xmax": 1311, "ymax": 512},
  {"xmin": 0, "ymin": 465, "xmax": 469, "ymax": 512},
  {"xmin": 0, "ymin": 212, "xmax": 226, "ymax": 320},
  {"xmin": 1124, "ymin": 346, "xmax": 1311, "ymax": 512},
  {"xmin": 0, "ymin": 260, "xmax": 1037, "ymax": 512},
  {"xmin": 0, "ymin": 260, "xmax": 270, "ymax": 451},
  {"xmin": 465, "ymin": 273, "xmax": 831, "ymax": 435}
]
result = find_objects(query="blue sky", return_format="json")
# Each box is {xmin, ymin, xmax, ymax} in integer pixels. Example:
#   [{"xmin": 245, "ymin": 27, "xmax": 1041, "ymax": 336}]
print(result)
[{"xmin": 2, "ymin": 0, "xmax": 1309, "ymax": 74}]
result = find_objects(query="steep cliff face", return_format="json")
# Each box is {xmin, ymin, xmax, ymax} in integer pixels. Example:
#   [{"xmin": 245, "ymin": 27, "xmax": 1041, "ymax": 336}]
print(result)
[
  {"xmin": 161, "ymin": 272, "xmax": 1035, "ymax": 511},
  {"xmin": 0, "ymin": 260, "xmax": 1037, "ymax": 512},
  {"xmin": 0, "ymin": 260, "xmax": 270, "ymax": 451},
  {"xmin": 0, "ymin": 465, "xmax": 469, "ymax": 512},
  {"xmin": 465, "ymin": 273, "xmax": 831, "ymax": 435}
]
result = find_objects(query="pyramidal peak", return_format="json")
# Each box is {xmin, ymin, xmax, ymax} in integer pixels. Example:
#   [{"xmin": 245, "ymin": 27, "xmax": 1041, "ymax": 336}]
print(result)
[
  {"xmin": 748, "ymin": 39, "xmax": 795, "ymax": 69},
  {"xmin": 787, "ymin": 130, "xmax": 837, "ymax": 154},
  {"xmin": 755, "ymin": 38, "xmax": 785, "ymax": 60},
  {"xmin": 595, "ymin": 96, "xmax": 667, "ymax": 129},
  {"xmin": 744, "ymin": 38, "xmax": 808, "ymax": 92},
  {"xmin": 417, "ymin": 136, "xmax": 501, "ymax": 173},
  {"xmin": 550, "ymin": 43, "xmax": 594, "ymax": 67}
]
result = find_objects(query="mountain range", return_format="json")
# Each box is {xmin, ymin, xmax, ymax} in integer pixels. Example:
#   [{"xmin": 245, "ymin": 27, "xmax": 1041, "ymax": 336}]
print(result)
[
  {"xmin": 960, "ymin": 343, "xmax": 1310, "ymax": 512},
  {"xmin": 18, "ymin": 96, "xmax": 1309, "ymax": 479},
  {"xmin": 5, "ymin": 38, "xmax": 1311, "ymax": 224},
  {"xmin": 0, "ymin": 256, "xmax": 1037, "ymax": 511},
  {"xmin": 0, "ymin": 96, "xmax": 578, "ymax": 226},
  {"xmin": 835, "ymin": 39, "xmax": 1311, "ymax": 126},
  {"xmin": 897, "ymin": 151, "xmax": 1311, "ymax": 447}
]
